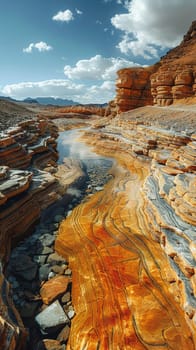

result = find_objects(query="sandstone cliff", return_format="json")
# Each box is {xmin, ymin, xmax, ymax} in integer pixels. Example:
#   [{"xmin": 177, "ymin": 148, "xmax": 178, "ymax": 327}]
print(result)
[
  {"xmin": 115, "ymin": 21, "xmax": 196, "ymax": 112},
  {"xmin": 115, "ymin": 65, "xmax": 157, "ymax": 112}
]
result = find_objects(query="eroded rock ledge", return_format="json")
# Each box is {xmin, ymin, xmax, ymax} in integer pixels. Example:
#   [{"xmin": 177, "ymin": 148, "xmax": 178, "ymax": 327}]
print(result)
[
  {"xmin": 56, "ymin": 106, "xmax": 196, "ymax": 349},
  {"xmin": 0, "ymin": 117, "xmax": 85, "ymax": 350}
]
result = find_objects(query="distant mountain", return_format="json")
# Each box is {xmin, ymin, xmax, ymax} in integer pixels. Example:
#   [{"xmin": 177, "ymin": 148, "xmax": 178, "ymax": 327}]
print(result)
[
  {"xmin": 27, "ymin": 97, "xmax": 79, "ymax": 106},
  {"xmin": 23, "ymin": 97, "xmax": 39, "ymax": 104},
  {"xmin": 0, "ymin": 95, "xmax": 108, "ymax": 107},
  {"xmin": 0, "ymin": 96, "xmax": 17, "ymax": 102}
]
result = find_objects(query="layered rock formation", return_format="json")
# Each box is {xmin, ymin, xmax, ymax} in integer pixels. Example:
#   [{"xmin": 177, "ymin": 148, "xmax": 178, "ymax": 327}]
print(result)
[
  {"xmin": 0, "ymin": 117, "xmax": 60, "ymax": 261},
  {"xmin": 56, "ymin": 104, "xmax": 196, "ymax": 349},
  {"xmin": 0, "ymin": 116, "xmax": 87, "ymax": 350},
  {"xmin": 0, "ymin": 117, "xmax": 59, "ymax": 349},
  {"xmin": 1, "ymin": 20, "xmax": 196, "ymax": 350},
  {"xmin": 115, "ymin": 66, "xmax": 157, "ymax": 112},
  {"xmin": 51, "ymin": 105, "xmax": 108, "ymax": 118},
  {"xmin": 115, "ymin": 21, "xmax": 196, "ymax": 112},
  {"xmin": 151, "ymin": 21, "xmax": 196, "ymax": 106}
]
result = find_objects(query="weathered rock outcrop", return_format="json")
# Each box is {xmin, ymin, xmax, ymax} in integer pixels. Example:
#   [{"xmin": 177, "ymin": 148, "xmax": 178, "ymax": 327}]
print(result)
[
  {"xmin": 56, "ymin": 105, "xmax": 196, "ymax": 349},
  {"xmin": 0, "ymin": 117, "xmax": 59, "ymax": 349},
  {"xmin": 51, "ymin": 105, "xmax": 108, "ymax": 118},
  {"xmin": 151, "ymin": 21, "xmax": 196, "ymax": 106},
  {"xmin": 115, "ymin": 66, "xmax": 157, "ymax": 112},
  {"xmin": 115, "ymin": 21, "xmax": 196, "ymax": 112},
  {"xmin": 0, "ymin": 118, "xmax": 58, "ymax": 169},
  {"xmin": 0, "ymin": 116, "xmax": 86, "ymax": 350}
]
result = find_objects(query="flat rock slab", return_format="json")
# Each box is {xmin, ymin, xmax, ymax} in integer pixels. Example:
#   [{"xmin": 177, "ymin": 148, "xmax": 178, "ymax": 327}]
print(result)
[
  {"xmin": 40, "ymin": 275, "xmax": 70, "ymax": 304},
  {"xmin": 35, "ymin": 300, "xmax": 69, "ymax": 335}
]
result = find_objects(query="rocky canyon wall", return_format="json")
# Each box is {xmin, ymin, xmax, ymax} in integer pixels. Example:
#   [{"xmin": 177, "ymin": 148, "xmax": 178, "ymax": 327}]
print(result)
[
  {"xmin": 0, "ymin": 117, "xmax": 60, "ymax": 349},
  {"xmin": 115, "ymin": 21, "xmax": 196, "ymax": 112}
]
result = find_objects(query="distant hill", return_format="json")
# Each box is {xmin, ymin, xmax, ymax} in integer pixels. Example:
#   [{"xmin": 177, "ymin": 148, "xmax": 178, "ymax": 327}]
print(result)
[
  {"xmin": 23, "ymin": 97, "xmax": 79, "ymax": 106},
  {"xmin": 0, "ymin": 98, "xmax": 36, "ymax": 132},
  {"xmin": 0, "ymin": 96, "xmax": 17, "ymax": 102},
  {"xmin": 23, "ymin": 97, "xmax": 39, "ymax": 104}
]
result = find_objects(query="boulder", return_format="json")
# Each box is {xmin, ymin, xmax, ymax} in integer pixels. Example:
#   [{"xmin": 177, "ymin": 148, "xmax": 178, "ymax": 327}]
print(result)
[
  {"xmin": 40, "ymin": 275, "xmax": 70, "ymax": 304},
  {"xmin": 35, "ymin": 300, "xmax": 69, "ymax": 335}
]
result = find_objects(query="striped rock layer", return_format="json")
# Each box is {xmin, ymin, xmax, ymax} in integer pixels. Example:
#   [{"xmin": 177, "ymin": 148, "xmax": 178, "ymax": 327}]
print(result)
[{"xmin": 56, "ymin": 109, "xmax": 196, "ymax": 349}]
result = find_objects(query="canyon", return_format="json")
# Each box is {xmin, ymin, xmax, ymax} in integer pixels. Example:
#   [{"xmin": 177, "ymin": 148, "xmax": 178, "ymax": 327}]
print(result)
[{"xmin": 0, "ymin": 21, "xmax": 196, "ymax": 350}]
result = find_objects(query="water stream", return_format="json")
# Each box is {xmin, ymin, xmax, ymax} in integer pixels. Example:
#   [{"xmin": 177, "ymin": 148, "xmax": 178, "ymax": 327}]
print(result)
[{"xmin": 6, "ymin": 128, "xmax": 113, "ymax": 350}]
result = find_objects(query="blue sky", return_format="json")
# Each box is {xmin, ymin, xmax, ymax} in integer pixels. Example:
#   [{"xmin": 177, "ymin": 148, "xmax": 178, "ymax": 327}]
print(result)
[{"xmin": 0, "ymin": 0, "xmax": 196, "ymax": 103}]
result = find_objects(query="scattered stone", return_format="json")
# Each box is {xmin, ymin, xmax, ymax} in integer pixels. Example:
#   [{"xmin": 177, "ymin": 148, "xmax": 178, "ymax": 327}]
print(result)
[
  {"xmin": 10, "ymin": 254, "xmax": 38, "ymax": 281},
  {"xmin": 57, "ymin": 325, "xmax": 70, "ymax": 344},
  {"xmin": 39, "ymin": 264, "xmax": 51, "ymax": 282},
  {"xmin": 38, "ymin": 246, "xmax": 54, "ymax": 255},
  {"xmin": 40, "ymin": 275, "xmax": 70, "ymax": 305},
  {"xmin": 61, "ymin": 292, "xmax": 71, "ymax": 304},
  {"xmin": 64, "ymin": 268, "xmax": 72, "ymax": 276},
  {"xmin": 35, "ymin": 300, "xmax": 69, "ymax": 335},
  {"xmin": 39, "ymin": 234, "xmax": 55, "ymax": 247},
  {"xmin": 67, "ymin": 309, "xmax": 75, "ymax": 320},
  {"xmin": 48, "ymin": 271, "xmax": 56, "ymax": 279},
  {"xmin": 51, "ymin": 265, "xmax": 65, "ymax": 275},
  {"xmin": 47, "ymin": 252, "xmax": 66, "ymax": 265},
  {"xmin": 33, "ymin": 255, "xmax": 47, "ymax": 265}
]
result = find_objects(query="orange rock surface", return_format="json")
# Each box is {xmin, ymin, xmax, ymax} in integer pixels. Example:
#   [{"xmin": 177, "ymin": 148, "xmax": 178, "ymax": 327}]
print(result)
[
  {"xmin": 40, "ymin": 275, "xmax": 70, "ymax": 305},
  {"xmin": 51, "ymin": 105, "xmax": 107, "ymax": 117},
  {"xmin": 56, "ymin": 138, "xmax": 195, "ymax": 349},
  {"xmin": 115, "ymin": 66, "xmax": 156, "ymax": 113}
]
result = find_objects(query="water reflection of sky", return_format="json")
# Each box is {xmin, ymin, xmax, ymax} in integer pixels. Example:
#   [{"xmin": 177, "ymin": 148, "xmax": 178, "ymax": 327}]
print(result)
[{"xmin": 57, "ymin": 129, "xmax": 101, "ymax": 164}]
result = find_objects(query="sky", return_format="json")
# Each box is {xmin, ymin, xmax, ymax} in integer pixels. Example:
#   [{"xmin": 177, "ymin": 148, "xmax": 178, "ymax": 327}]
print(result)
[{"xmin": 0, "ymin": 0, "xmax": 195, "ymax": 104}]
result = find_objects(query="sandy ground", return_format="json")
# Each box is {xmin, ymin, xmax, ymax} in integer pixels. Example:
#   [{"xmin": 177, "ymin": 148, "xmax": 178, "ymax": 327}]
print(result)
[
  {"xmin": 0, "ymin": 99, "xmax": 195, "ymax": 134},
  {"xmin": 119, "ymin": 104, "xmax": 196, "ymax": 134}
]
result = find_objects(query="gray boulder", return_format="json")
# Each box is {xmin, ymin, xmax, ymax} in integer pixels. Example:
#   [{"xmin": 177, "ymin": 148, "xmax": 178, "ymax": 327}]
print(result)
[{"xmin": 35, "ymin": 300, "xmax": 69, "ymax": 335}]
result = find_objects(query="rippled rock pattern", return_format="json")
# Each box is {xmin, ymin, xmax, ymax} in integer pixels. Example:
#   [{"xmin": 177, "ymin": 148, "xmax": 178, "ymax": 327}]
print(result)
[{"xmin": 55, "ymin": 112, "xmax": 195, "ymax": 349}]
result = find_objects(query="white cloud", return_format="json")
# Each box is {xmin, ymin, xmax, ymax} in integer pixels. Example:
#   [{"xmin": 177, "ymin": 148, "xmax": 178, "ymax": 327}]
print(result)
[
  {"xmin": 64, "ymin": 55, "xmax": 140, "ymax": 80},
  {"xmin": 2, "ymin": 80, "xmax": 83, "ymax": 99},
  {"xmin": 52, "ymin": 9, "xmax": 74, "ymax": 22},
  {"xmin": 23, "ymin": 41, "xmax": 53, "ymax": 53},
  {"xmin": 111, "ymin": 0, "xmax": 196, "ymax": 58},
  {"xmin": 75, "ymin": 8, "xmax": 83, "ymax": 15},
  {"xmin": 1, "ymin": 54, "xmax": 142, "ymax": 104},
  {"xmin": 1, "ymin": 79, "xmax": 115, "ymax": 104}
]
